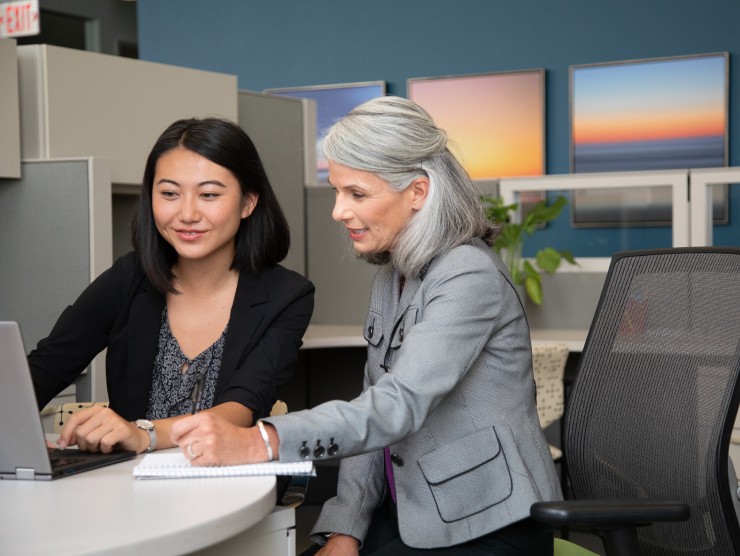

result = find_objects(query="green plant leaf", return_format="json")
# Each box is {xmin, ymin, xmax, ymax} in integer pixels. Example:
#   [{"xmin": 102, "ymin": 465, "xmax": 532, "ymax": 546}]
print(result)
[
  {"xmin": 561, "ymin": 250, "xmax": 578, "ymax": 266},
  {"xmin": 536, "ymin": 247, "xmax": 562, "ymax": 274},
  {"xmin": 484, "ymin": 194, "xmax": 572, "ymax": 305},
  {"xmin": 521, "ymin": 218, "xmax": 540, "ymax": 235},
  {"xmin": 481, "ymin": 196, "xmax": 516, "ymax": 224},
  {"xmin": 536, "ymin": 195, "xmax": 568, "ymax": 222},
  {"xmin": 493, "ymin": 225, "xmax": 521, "ymax": 253},
  {"xmin": 525, "ymin": 275, "xmax": 543, "ymax": 305},
  {"xmin": 522, "ymin": 259, "xmax": 539, "ymax": 279}
]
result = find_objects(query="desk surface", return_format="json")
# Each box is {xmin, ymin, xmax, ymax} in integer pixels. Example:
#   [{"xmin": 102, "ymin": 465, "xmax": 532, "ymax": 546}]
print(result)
[
  {"xmin": 303, "ymin": 324, "xmax": 588, "ymax": 352},
  {"xmin": 0, "ymin": 448, "xmax": 277, "ymax": 556},
  {"xmin": 529, "ymin": 328, "xmax": 588, "ymax": 352}
]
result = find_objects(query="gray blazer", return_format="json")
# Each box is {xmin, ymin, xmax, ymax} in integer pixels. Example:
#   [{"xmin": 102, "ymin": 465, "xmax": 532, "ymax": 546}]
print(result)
[{"xmin": 267, "ymin": 240, "xmax": 562, "ymax": 549}]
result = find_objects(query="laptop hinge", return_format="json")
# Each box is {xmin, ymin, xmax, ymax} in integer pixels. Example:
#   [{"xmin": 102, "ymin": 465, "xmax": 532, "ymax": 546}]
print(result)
[{"xmin": 16, "ymin": 467, "xmax": 36, "ymax": 480}]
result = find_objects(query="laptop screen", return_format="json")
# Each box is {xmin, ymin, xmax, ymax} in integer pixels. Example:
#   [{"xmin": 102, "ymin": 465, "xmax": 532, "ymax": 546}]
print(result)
[{"xmin": 0, "ymin": 321, "xmax": 134, "ymax": 480}]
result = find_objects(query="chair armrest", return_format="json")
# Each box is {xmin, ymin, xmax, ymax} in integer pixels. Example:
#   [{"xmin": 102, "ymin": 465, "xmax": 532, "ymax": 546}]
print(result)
[{"xmin": 531, "ymin": 499, "xmax": 690, "ymax": 528}]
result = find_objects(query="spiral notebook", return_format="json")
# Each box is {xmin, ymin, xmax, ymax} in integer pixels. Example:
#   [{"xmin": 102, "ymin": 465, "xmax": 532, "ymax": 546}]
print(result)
[{"xmin": 133, "ymin": 453, "xmax": 315, "ymax": 479}]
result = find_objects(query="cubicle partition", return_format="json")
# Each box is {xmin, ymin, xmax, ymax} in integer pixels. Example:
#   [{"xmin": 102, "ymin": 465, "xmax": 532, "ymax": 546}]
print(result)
[
  {"xmin": 0, "ymin": 158, "xmax": 112, "ymax": 403},
  {"xmin": 498, "ymin": 170, "xmax": 692, "ymax": 331},
  {"xmin": 305, "ymin": 187, "xmax": 375, "ymax": 324},
  {"xmin": 499, "ymin": 170, "xmax": 691, "ymax": 263},
  {"xmin": 238, "ymin": 91, "xmax": 316, "ymax": 276},
  {"xmin": 16, "ymin": 44, "xmax": 238, "ymax": 185},
  {"xmin": 690, "ymin": 167, "xmax": 740, "ymax": 247},
  {"xmin": 0, "ymin": 38, "xmax": 21, "ymax": 179}
]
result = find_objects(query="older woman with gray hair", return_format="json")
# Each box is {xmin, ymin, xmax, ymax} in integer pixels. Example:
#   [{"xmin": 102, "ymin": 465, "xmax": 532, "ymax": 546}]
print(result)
[{"xmin": 171, "ymin": 96, "xmax": 562, "ymax": 555}]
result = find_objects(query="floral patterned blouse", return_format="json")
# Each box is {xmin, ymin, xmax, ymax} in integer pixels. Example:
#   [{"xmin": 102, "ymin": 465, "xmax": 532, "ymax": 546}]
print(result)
[{"xmin": 146, "ymin": 308, "xmax": 227, "ymax": 420}]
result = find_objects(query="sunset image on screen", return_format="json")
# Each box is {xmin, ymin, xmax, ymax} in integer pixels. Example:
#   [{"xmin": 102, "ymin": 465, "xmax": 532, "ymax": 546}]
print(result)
[
  {"xmin": 409, "ymin": 71, "xmax": 544, "ymax": 179},
  {"xmin": 572, "ymin": 54, "xmax": 726, "ymax": 173}
]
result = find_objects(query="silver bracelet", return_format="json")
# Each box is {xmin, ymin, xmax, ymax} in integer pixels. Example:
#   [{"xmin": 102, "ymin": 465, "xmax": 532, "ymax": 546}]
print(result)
[{"xmin": 256, "ymin": 420, "xmax": 274, "ymax": 461}]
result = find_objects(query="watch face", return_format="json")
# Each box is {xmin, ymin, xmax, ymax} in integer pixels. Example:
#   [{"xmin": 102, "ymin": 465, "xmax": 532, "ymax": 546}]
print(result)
[
  {"xmin": 135, "ymin": 419, "xmax": 157, "ymax": 452},
  {"xmin": 136, "ymin": 419, "xmax": 154, "ymax": 430}
]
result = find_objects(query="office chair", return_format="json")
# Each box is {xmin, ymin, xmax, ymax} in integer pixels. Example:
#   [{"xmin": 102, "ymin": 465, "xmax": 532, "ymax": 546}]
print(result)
[{"xmin": 532, "ymin": 247, "xmax": 740, "ymax": 556}]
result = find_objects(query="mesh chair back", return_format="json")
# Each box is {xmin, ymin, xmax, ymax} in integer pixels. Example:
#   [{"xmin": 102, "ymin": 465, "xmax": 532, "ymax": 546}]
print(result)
[{"xmin": 565, "ymin": 248, "xmax": 740, "ymax": 555}]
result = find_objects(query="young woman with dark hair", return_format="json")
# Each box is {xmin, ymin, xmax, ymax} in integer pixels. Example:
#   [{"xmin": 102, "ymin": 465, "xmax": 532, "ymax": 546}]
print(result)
[{"xmin": 29, "ymin": 117, "xmax": 314, "ymax": 456}]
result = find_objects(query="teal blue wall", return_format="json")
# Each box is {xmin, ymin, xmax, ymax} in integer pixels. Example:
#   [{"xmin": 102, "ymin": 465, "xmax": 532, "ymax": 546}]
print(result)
[{"xmin": 137, "ymin": 0, "xmax": 740, "ymax": 255}]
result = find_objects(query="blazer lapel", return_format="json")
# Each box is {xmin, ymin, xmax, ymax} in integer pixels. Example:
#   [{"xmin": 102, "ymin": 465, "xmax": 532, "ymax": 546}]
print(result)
[
  {"xmin": 126, "ymin": 269, "xmax": 269, "ymax": 416},
  {"xmin": 216, "ymin": 269, "xmax": 268, "ymax": 394},
  {"xmin": 395, "ymin": 275, "xmax": 421, "ymax": 322},
  {"xmin": 370, "ymin": 269, "xmax": 423, "ymax": 380},
  {"xmin": 127, "ymin": 284, "xmax": 165, "ymax": 419},
  {"xmin": 379, "ymin": 266, "xmax": 402, "ymax": 341}
]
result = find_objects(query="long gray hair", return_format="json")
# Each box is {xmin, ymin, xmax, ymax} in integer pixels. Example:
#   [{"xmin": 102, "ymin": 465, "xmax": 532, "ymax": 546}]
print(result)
[{"xmin": 322, "ymin": 96, "xmax": 497, "ymax": 278}]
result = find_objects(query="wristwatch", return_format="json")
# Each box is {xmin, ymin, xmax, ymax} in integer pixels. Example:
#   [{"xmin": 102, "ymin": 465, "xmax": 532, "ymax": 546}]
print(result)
[{"xmin": 135, "ymin": 419, "xmax": 157, "ymax": 452}]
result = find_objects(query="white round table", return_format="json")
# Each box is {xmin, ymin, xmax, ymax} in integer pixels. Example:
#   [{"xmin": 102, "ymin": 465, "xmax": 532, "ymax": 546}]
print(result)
[{"xmin": 0, "ymin": 449, "xmax": 277, "ymax": 556}]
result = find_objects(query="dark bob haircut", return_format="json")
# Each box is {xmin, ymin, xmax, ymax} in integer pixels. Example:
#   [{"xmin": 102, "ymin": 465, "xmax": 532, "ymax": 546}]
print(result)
[{"xmin": 131, "ymin": 117, "xmax": 290, "ymax": 293}]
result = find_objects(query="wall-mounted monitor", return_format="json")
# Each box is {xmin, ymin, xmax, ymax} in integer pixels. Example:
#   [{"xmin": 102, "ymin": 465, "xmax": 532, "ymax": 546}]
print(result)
[
  {"xmin": 570, "ymin": 52, "xmax": 728, "ymax": 227},
  {"xmin": 265, "ymin": 81, "xmax": 386, "ymax": 185},
  {"xmin": 407, "ymin": 69, "xmax": 546, "ymax": 181}
]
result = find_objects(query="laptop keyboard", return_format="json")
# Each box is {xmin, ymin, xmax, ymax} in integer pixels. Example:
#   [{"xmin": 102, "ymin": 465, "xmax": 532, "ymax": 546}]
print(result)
[{"xmin": 48, "ymin": 449, "xmax": 91, "ymax": 468}]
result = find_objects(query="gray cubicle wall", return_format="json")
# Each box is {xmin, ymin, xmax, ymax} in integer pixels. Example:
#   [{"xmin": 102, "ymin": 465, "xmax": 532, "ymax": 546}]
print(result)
[
  {"xmin": 524, "ymin": 271, "xmax": 606, "ymax": 330},
  {"xmin": 0, "ymin": 38, "xmax": 21, "ymax": 178},
  {"xmin": 238, "ymin": 91, "xmax": 315, "ymax": 276},
  {"xmin": 306, "ymin": 187, "xmax": 376, "ymax": 324},
  {"xmin": 17, "ymin": 44, "xmax": 238, "ymax": 185},
  {"xmin": 0, "ymin": 158, "xmax": 112, "ymax": 403}
]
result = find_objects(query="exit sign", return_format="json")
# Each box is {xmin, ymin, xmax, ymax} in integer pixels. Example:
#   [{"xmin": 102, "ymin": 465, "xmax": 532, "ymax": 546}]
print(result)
[{"xmin": 0, "ymin": 0, "xmax": 40, "ymax": 39}]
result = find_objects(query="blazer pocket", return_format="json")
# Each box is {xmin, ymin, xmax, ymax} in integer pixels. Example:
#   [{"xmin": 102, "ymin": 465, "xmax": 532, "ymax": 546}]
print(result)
[{"xmin": 417, "ymin": 427, "xmax": 513, "ymax": 523}]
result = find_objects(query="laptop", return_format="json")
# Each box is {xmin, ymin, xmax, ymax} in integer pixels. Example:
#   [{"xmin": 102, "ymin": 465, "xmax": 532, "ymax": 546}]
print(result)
[{"xmin": 0, "ymin": 321, "xmax": 135, "ymax": 480}]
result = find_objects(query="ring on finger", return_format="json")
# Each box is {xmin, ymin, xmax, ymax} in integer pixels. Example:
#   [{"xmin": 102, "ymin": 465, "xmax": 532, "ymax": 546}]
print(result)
[{"xmin": 186, "ymin": 442, "xmax": 200, "ymax": 459}]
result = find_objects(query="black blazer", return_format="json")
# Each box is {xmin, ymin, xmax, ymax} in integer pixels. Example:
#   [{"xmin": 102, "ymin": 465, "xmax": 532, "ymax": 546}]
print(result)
[{"xmin": 29, "ymin": 252, "xmax": 314, "ymax": 421}]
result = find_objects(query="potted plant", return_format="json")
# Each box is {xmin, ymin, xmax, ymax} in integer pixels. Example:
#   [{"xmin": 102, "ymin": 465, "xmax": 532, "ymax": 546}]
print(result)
[{"xmin": 483, "ymin": 195, "xmax": 577, "ymax": 305}]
